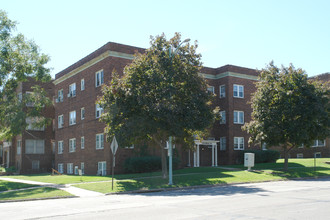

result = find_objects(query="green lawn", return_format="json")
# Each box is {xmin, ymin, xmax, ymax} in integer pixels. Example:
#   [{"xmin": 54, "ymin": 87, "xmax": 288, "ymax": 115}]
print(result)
[
  {"xmin": 0, "ymin": 187, "xmax": 73, "ymax": 201},
  {"xmin": 0, "ymin": 180, "xmax": 37, "ymax": 192},
  {"xmin": 3, "ymin": 158, "xmax": 330, "ymax": 195}
]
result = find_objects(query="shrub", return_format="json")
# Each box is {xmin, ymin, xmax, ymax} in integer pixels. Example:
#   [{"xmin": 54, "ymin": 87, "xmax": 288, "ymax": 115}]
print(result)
[
  {"xmin": 239, "ymin": 150, "xmax": 280, "ymax": 164},
  {"xmin": 124, "ymin": 156, "xmax": 161, "ymax": 173},
  {"xmin": 124, "ymin": 156, "xmax": 181, "ymax": 173}
]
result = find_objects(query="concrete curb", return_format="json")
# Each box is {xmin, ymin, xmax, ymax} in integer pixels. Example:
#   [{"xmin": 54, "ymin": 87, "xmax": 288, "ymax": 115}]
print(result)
[
  {"xmin": 105, "ymin": 175, "xmax": 330, "ymax": 195},
  {"xmin": 0, "ymin": 195, "xmax": 77, "ymax": 203}
]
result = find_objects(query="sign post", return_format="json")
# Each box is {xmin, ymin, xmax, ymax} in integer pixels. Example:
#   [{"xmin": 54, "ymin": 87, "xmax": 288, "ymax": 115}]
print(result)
[{"xmin": 110, "ymin": 136, "xmax": 118, "ymax": 191}]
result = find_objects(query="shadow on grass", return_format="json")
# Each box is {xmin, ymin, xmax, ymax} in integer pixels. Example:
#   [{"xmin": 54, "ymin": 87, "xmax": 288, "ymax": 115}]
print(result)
[
  {"xmin": 0, "ymin": 187, "xmax": 58, "ymax": 200},
  {"xmin": 269, "ymin": 166, "xmax": 330, "ymax": 178},
  {"xmin": 0, "ymin": 181, "xmax": 36, "ymax": 192},
  {"xmin": 114, "ymin": 171, "xmax": 268, "ymax": 197}
]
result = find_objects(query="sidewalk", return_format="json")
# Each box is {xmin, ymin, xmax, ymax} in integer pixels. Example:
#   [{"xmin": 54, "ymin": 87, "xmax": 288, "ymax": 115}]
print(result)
[{"xmin": 0, "ymin": 177, "xmax": 104, "ymax": 197}]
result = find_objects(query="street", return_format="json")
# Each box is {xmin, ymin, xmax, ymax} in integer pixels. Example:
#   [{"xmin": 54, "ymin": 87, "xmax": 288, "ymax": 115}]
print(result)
[{"xmin": 1, "ymin": 178, "xmax": 330, "ymax": 220}]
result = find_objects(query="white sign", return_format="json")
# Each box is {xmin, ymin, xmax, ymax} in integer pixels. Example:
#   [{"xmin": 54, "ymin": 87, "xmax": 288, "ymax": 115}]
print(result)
[{"xmin": 110, "ymin": 136, "xmax": 118, "ymax": 155}]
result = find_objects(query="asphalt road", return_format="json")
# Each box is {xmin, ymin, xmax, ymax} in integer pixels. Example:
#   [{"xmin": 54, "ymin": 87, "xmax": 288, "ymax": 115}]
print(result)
[{"xmin": 1, "ymin": 178, "xmax": 330, "ymax": 220}]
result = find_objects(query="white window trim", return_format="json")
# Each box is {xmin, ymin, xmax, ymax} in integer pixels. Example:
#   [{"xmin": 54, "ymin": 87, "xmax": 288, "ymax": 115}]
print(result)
[
  {"xmin": 219, "ymin": 85, "xmax": 226, "ymax": 98},
  {"xmin": 220, "ymin": 111, "xmax": 226, "ymax": 124},
  {"xmin": 220, "ymin": 137, "xmax": 226, "ymax": 151},
  {"xmin": 96, "ymin": 133, "xmax": 104, "ymax": 149},
  {"xmin": 233, "ymin": 84, "xmax": 244, "ymax": 98},
  {"xmin": 17, "ymin": 140, "xmax": 22, "ymax": 155},
  {"xmin": 96, "ymin": 104, "xmax": 104, "ymax": 119},
  {"xmin": 81, "ymin": 162, "xmax": 85, "ymax": 175},
  {"xmin": 81, "ymin": 79, "xmax": 85, "ymax": 91},
  {"xmin": 68, "ymin": 83, "xmax": 76, "ymax": 97},
  {"xmin": 207, "ymin": 86, "xmax": 215, "ymax": 94},
  {"xmin": 312, "ymin": 140, "xmax": 326, "ymax": 147},
  {"xmin": 67, "ymin": 163, "xmax": 73, "ymax": 174},
  {"xmin": 58, "ymin": 115, "xmax": 64, "ymax": 128},
  {"xmin": 95, "ymin": 70, "xmax": 104, "ymax": 87},
  {"xmin": 297, "ymin": 153, "xmax": 303, "ymax": 158},
  {"xmin": 234, "ymin": 110, "xmax": 244, "ymax": 124},
  {"xmin": 58, "ymin": 141, "xmax": 63, "ymax": 154},
  {"xmin": 81, "ymin": 136, "xmax": 85, "ymax": 149},
  {"xmin": 69, "ymin": 111, "xmax": 76, "ymax": 125},
  {"xmin": 234, "ymin": 137, "xmax": 244, "ymax": 150},
  {"xmin": 81, "ymin": 107, "xmax": 85, "ymax": 120},
  {"xmin": 69, "ymin": 138, "xmax": 76, "ymax": 153},
  {"xmin": 58, "ymin": 163, "xmax": 64, "ymax": 174}
]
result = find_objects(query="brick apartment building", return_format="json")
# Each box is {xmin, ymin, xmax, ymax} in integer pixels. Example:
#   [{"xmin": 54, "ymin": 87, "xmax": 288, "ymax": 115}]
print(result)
[
  {"xmin": 52, "ymin": 42, "xmax": 267, "ymax": 175},
  {"xmin": 0, "ymin": 79, "xmax": 55, "ymax": 174},
  {"xmin": 7, "ymin": 41, "xmax": 321, "ymax": 176}
]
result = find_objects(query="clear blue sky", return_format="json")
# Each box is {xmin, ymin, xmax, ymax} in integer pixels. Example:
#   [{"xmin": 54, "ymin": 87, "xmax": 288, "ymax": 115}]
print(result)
[{"xmin": 2, "ymin": 0, "xmax": 330, "ymax": 78}]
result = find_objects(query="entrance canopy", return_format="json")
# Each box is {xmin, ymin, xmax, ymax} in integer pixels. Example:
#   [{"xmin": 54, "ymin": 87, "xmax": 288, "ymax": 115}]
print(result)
[{"xmin": 193, "ymin": 140, "xmax": 219, "ymax": 167}]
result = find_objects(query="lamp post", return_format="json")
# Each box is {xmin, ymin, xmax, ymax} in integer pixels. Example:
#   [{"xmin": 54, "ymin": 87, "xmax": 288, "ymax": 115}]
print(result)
[{"xmin": 168, "ymin": 38, "xmax": 190, "ymax": 185}]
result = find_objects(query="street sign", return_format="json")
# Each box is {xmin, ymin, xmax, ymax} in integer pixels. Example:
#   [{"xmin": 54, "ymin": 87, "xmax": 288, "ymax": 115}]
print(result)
[{"xmin": 110, "ymin": 136, "xmax": 118, "ymax": 155}]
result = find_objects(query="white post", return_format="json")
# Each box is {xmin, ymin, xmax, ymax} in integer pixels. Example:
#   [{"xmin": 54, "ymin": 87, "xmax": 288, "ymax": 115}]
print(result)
[
  {"xmin": 193, "ymin": 145, "xmax": 197, "ymax": 167},
  {"xmin": 197, "ymin": 144, "xmax": 200, "ymax": 167},
  {"xmin": 211, "ymin": 144, "xmax": 215, "ymax": 167},
  {"xmin": 215, "ymin": 143, "xmax": 218, "ymax": 166}
]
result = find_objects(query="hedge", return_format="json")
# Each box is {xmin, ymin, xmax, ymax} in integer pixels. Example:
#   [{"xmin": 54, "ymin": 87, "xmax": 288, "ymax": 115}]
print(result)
[
  {"xmin": 124, "ymin": 156, "xmax": 180, "ymax": 173},
  {"xmin": 239, "ymin": 149, "xmax": 280, "ymax": 164}
]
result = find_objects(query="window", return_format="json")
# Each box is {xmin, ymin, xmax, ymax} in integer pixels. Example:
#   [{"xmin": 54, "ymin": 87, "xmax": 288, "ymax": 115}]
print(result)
[
  {"xmin": 234, "ymin": 111, "xmax": 244, "ymax": 124},
  {"xmin": 69, "ymin": 111, "xmax": 76, "ymax": 125},
  {"xmin": 58, "ymin": 141, "xmax": 63, "ymax": 154},
  {"xmin": 74, "ymin": 166, "xmax": 79, "ymax": 175},
  {"xmin": 97, "ymin": 161, "xmax": 106, "ymax": 176},
  {"xmin": 233, "ymin": 84, "xmax": 244, "ymax": 98},
  {"xmin": 96, "ymin": 133, "xmax": 104, "ymax": 149},
  {"xmin": 207, "ymin": 86, "xmax": 214, "ymax": 94},
  {"xmin": 234, "ymin": 137, "xmax": 244, "ymax": 150},
  {"xmin": 81, "ymin": 136, "xmax": 85, "ymax": 149},
  {"xmin": 262, "ymin": 142, "xmax": 267, "ymax": 150},
  {"xmin": 220, "ymin": 111, "xmax": 226, "ymax": 124},
  {"xmin": 219, "ymin": 85, "xmax": 225, "ymax": 98},
  {"xmin": 312, "ymin": 140, "xmax": 325, "ymax": 147},
  {"xmin": 81, "ymin": 79, "xmax": 85, "ymax": 91},
  {"xmin": 32, "ymin": 160, "xmax": 40, "ymax": 170},
  {"xmin": 314, "ymin": 152, "xmax": 321, "ymax": 158},
  {"xmin": 26, "ymin": 117, "xmax": 45, "ymax": 131},
  {"xmin": 69, "ymin": 138, "xmax": 76, "ymax": 153},
  {"xmin": 68, "ymin": 83, "xmax": 76, "ymax": 97},
  {"xmin": 67, "ymin": 163, "xmax": 73, "ymax": 174},
  {"xmin": 58, "ymin": 163, "xmax": 63, "ymax": 173},
  {"xmin": 17, "ymin": 140, "xmax": 21, "ymax": 155},
  {"xmin": 220, "ymin": 137, "xmax": 226, "ymax": 151},
  {"xmin": 81, "ymin": 162, "xmax": 85, "ymax": 175},
  {"xmin": 25, "ymin": 140, "xmax": 45, "ymax": 154},
  {"xmin": 58, "ymin": 115, "xmax": 64, "ymax": 128},
  {"xmin": 297, "ymin": 153, "xmax": 303, "ymax": 158},
  {"xmin": 96, "ymin": 104, "xmax": 104, "ymax": 118},
  {"xmin": 57, "ymin": 89, "xmax": 63, "ymax": 102},
  {"xmin": 95, "ymin": 70, "xmax": 104, "ymax": 87},
  {"xmin": 81, "ymin": 108, "xmax": 85, "ymax": 120}
]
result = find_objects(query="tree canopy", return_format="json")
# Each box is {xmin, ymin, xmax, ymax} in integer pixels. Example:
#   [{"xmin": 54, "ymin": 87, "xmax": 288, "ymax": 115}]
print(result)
[
  {"xmin": 99, "ymin": 33, "xmax": 218, "ymax": 176},
  {"xmin": 0, "ymin": 10, "xmax": 52, "ymax": 140},
  {"xmin": 243, "ymin": 62, "xmax": 330, "ymax": 170}
]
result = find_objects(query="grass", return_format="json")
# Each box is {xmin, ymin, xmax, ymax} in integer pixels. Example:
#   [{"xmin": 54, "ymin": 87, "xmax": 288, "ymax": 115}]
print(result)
[
  {"xmin": 3, "ymin": 158, "xmax": 330, "ymax": 195},
  {"xmin": 0, "ymin": 180, "xmax": 37, "ymax": 192},
  {"xmin": 0, "ymin": 187, "xmax": 73, "ymax": 201}
]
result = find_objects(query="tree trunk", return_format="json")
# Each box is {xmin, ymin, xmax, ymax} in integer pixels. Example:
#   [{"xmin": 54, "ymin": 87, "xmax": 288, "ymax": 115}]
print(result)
[{"xmin": 161, "ymin": 142, "xmax": 168, "ymax": 179}]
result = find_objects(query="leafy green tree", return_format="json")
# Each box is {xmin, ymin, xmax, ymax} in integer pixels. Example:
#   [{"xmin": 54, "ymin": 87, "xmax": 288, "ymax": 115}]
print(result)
[
  {"xmin": 0, "ymin": 10, "xmax": 52, "ymax": 140},
  {"xmin": 99, "ymin": 33, "xmax": 218, "ymax": 178},
  {"xmin": 243, "ymin": 62, "xmax": 330, "ymax": 170}
]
